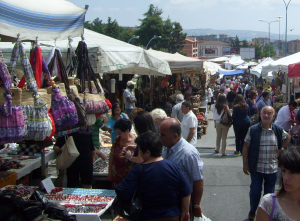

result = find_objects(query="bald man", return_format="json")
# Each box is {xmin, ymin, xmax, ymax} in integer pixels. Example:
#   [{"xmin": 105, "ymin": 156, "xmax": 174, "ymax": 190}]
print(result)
[
  {"xmin": 242, "ymin": 106, "xmax": 290, "ymax": 220},
  {"xmin": 160, "ymin": 118, "xmax": 204, "ymax": 220}
]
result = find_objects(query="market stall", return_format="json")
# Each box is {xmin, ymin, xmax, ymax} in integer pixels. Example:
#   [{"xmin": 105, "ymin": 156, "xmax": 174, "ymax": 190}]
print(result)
[{"xmin": 1, "ymin": 185, "xmax": 115, "ymax": 221}]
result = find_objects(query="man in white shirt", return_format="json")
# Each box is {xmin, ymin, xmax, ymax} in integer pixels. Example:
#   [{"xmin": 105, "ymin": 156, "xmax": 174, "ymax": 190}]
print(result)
[
  {"xmin": 171, "ymin": 94, "xmax": 185, "ymax": 122},
  {"xmin": 181, "ymin": 101, "xmax": 198, "ymax": 147},
  {"xmin": 275, "ymin": 101, "xmax": 297, "ymax": 131},
  {"xmin": 123, "ymin": 80, "xmax": 137, "ymax": 117}
]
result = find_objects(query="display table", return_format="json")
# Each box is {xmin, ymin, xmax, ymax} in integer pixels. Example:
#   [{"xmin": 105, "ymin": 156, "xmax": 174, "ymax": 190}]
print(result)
[
  {"xmin": 93, "ymin": 156, "xmax": 109, "ymax": 181},
  {"xmin": 0, "ymin": 149, "xmax": 56, "ymax": 180},
  {"xmin": 2, "ymin": 185, "xmax": 116, "ymax": 221}
]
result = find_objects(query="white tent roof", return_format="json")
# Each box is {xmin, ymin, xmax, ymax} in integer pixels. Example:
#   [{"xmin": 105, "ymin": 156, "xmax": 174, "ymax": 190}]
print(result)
[
  {"xmin": 203, "ymin": 61, "xmax": 221, "ymax": 75},
  {"xmin": 0, "ymin": 0, "xmax": 86, "ymax": 41},
  {"xmin": 225, "ymin": 55, "xmax": 246, "ymax": 66},
  {"xmin": 207, "ymin": 57, "xmax": 229, "ymax": 62},
  {"xmin": 251, "ymin": 57, "xmax": 274, "ymax": 78},
  {"xmin": 0, "ymin": 29, "xmax": 171, "ymax": 76},
  {"xmin": 261, "ymin": 52, "xmax": 300, "ymax": 73},
  {"xmin": 146, "ymin": 49, "xmax": 203, "ymax": 73}
]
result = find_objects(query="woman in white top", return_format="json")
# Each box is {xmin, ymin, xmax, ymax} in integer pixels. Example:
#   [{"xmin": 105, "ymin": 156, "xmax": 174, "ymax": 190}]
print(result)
[
  {"xmin": 207, "ymin": 86, "xmax": 214, "ymax": 111},
  {"xmin": 256, "ymin": 147, "xmax": 300, "ymax": 221},
  {"xmin": 212, "ymin": 95, "xmax": 231, "ymax": 156}
]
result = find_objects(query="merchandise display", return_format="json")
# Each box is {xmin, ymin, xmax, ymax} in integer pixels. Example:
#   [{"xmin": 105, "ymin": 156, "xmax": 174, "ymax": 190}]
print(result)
[
  {"xmin": 0, "ymin": 159, "xmax": 24, "ymax": 171},
  {"xmin": 2, "ymin": 184, "xmax": 38, "ymax": 200}
]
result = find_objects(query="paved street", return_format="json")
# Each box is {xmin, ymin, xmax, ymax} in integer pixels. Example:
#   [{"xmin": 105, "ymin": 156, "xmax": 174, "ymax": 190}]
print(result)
[{"xmin": 196, "ymin": 110, "xmax": 251, "ymax": 221}]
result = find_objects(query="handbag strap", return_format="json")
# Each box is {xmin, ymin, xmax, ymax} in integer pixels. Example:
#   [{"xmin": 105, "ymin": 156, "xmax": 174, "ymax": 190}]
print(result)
[{"xmin": 269, "ymin": 193, "xmax": 276, "ymax": 221}]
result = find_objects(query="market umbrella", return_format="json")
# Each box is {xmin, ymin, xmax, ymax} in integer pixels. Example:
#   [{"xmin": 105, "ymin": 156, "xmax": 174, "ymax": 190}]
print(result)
[
  {"xmin": 288, "ymin": 61, "xmax": 300, "ymax": 78},
  {"xmin": 0, "ymin": 0, "xmax": 86, "ymax": 41}
]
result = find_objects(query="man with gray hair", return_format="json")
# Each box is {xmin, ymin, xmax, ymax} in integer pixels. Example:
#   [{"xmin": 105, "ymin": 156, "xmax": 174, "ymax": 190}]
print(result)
[
  {"xmin": 171, "ymin": 94, "xmax": 184, "ymax": 122},
  {"xmin": 242, "ymin": 106, "xmax": 290, "ymax": 220}
]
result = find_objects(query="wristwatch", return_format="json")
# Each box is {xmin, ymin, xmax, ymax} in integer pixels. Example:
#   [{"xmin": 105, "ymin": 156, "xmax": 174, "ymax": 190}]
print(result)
[{"xmin": 193, "ymin": 204, "xmax": 200, "ymax": 208}]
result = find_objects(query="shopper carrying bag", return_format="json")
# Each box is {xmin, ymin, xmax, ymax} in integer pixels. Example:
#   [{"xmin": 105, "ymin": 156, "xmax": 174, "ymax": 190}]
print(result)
[{"xmin": 56, "ymin": 135, "xmax": 79, "ymax": 170}]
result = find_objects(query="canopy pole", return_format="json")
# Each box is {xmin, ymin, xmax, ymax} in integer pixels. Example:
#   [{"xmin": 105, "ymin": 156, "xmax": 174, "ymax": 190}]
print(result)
[{"xmin": 287, "ymin": 73, "xmax": 290, "ymax": 102}]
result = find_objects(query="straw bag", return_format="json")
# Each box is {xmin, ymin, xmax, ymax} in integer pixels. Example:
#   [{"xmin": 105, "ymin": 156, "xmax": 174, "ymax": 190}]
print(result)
[
  {"xmin": 48, "ymin": 49, "xmax": 86, "ymax": 131},
  {"xmin": 9, "ymin": 41, "xmax": 52, "ymax": 141},
  {"xmin": 0, "ymin": 51, "xmax": 26, "ymax": 145},
  {"xmin": 56, "ymin": 136, "xmax": 79, "ymax": 170}
]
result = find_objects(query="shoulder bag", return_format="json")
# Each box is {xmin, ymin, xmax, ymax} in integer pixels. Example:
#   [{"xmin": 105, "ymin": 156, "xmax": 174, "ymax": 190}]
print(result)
[
  {"xmin": 56, "ymin": 135, "xmax": 80, "ymax": 170},
  {"xmin": 0, "ymin": 50, "xmax": 26, "ymax": 145},
  {"xmin": 9, "ymin": 41, "xmax": 52, "ymax": 141},
  {"xmin": 220, "ymin": 108, "xmax": 233, "ymax": 127},
  {"xmin": 112, "ymin": 164, "xmax": 142, "ymax": 221}
]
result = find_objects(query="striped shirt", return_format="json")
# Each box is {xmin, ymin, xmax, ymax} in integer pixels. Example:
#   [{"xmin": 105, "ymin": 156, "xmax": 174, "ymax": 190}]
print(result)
[{"xmin": 245, "ymin": 125, "xmax": 287, "ymax": 174}]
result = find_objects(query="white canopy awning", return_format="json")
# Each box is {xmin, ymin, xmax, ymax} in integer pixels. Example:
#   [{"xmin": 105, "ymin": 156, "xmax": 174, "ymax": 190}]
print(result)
[
  {"xmin": 0, "ymin": 29, "xmax": 172, "ymax": 76},
  {"xmin": 0, "ymin": 0, "xmax": 86, "ymax": 41},
  {"xmin": 250, "ymin": 57, "xmax": 274, "ymax": 78},
  {"xmin": 146, "ymin": 49, "xmax": 203, "ymax": 73},
  {"xmin": 207, "ymin": 57, "xmax": 229, "ymax": 62},
  {"xmin": 262, "ymin": 52, "xmax": 300, "ymax": 73}
]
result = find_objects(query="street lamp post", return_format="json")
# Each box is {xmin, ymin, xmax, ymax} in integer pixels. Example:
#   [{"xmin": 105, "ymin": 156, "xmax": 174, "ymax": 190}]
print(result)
[
  {"xmin": 277, "ymin": 16, "xmax": 283, "ymax": 56},
  {"xmin": 146, "ymin": 35, "xmax": 162, "ymax": 50},
  {"xmin": 281, "ymin": 29, "xmax": 294, "ymax": 54},
  {"xmin": 259, "ymin": 19, "xmax": 279, "ymax": 57},
  {"xmin": 283, "ymin": 0, "xmax": 292, "ymax": 56},
  {"xmin": 128, "ymin": 35, "xmax": 139, "ymax": 43}
]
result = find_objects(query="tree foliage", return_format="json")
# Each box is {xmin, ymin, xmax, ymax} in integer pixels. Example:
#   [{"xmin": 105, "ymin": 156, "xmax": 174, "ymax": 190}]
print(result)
[
  {"xmin": 84, "ymin": 4, "xmax": 187, "ymax": 53},
  {"xmin": 263, "ymin": 43, "xmax": 277, "ymax": 58},
  {"xmin": 254, "ymin": 40, "xmax": 263, "ymax": 59},
  {"xmin": 242, "ymin": 40, "xmax": 249, "ymax": 47},
  {"xmin": 230, "ymin": 35, "xmax": 240, "ymax": 48}
]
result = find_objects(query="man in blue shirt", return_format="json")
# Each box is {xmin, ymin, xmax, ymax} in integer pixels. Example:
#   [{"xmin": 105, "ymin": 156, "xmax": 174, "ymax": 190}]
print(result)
[{"xmin": 160, "ymin": 118, "xmax": 204, "ymax": 220}]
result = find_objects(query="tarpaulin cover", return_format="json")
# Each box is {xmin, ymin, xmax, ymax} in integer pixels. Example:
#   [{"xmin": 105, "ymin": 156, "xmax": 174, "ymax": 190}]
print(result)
[
  {"xmin": 0, "ymin": 0, "xmax": 86, "ymax": 41},
  {"xmin": 218, "ymin": 69, "xmax": 244, "ymax": 76},
  {"xmin": 288, "ymin": 62, "xmax": 300, "ymax": 78}
]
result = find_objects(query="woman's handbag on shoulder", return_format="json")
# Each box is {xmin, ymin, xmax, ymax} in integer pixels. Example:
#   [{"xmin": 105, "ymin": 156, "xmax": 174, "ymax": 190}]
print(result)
[
  {"xmin": 220, "ymin": 110, "xmax": 233, "ymax": 127},
  {"xmin": 250, "ymin": 114, "xmax": 258, "ymax": 125},
  {"xmin": 56, "ymin": 136, "xmax": 79, "ymax": 170},
  {"xmin": 112, "ymin": 164, "xmax": 142, "ymax": 221}
]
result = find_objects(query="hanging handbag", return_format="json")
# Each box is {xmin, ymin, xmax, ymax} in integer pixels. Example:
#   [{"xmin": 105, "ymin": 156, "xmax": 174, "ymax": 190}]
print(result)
[
  {"xmin": 0, "ymin": 50, "xmax": 26, "ymax": 145},
  {"xmin": 220, "ymin": 109, "xmax": 233, "ymax": 127},
  {"xmin": 75, "ymin": 41, "xmax": 109, "ymax": 114},
  {"xmin": 9, "ymin": 41, "xmax": 52, "ymax": 141},
  {"xmin": 46, "ymin": 48, "xmax": 79, "ymax": 132},
  {"xmin": 48, "ymin": 49, "xmax": 87, "ymax": 131},
  {"xmin": 112, "ymin": 164, "xmax": 142, "ymax": 221},
  {"xmin": 56, "ymin": 135, "xmax": 80, "ymax": 170}
]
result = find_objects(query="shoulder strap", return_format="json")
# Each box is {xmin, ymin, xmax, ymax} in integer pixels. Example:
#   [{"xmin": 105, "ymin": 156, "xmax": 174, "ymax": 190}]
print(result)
[
  {"xmin": 136, "ymin": 164, "xmax": 143, "ymax": 190},
  {"xmin": 269, "ymin": 193, "xmax": 276, "ymax": 221}
]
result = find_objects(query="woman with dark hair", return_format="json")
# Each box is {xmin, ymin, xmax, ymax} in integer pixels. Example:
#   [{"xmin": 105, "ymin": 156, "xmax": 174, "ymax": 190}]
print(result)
[
  {"xmin": 107, "ymin": 103, "xmax": 128, "ymax": 143},
  {"xmin": 116, "ymin": 132, "xmax": 191, "ymax": 221},
  {"xmin": 108, "ymin": 118, "xmax": 136, "ymax": 188},
  {"xmin": 246, "ymin": 90, "xmax": 258, "ymax": 125},
  {"xmin": 232, "ymin": 95, "xmax": 251, "ymax": 155},
  {"xmin": 256, "ymin": 147, "xmax": 300, "ymax": 220},
  {"xmin": 122, "ymin": 110, "xmax": 157, "ymax": 164},
  {"xmin": 212, "ymin": 95, "xmax": 231, "ymax": 156}
]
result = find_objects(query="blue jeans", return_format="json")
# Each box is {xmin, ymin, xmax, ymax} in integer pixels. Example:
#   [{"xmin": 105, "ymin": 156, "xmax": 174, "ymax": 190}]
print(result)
[
  {"xmin": 125, "ymin": 109, "xmax": 133, "ymax": 117},
  {"xmin": 249, "ymin": 172, "xmax": 277, "ymax": 214}
]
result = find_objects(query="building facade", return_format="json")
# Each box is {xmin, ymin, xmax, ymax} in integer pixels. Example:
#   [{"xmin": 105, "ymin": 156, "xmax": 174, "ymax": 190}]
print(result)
[
  {"xmin": 198, "ymin": 41, "xmax": 231, "ymax": 57},
  {"xmin": 252, "ymin": 37, "xmax": 269, "ymax": 46},
  {"xmin": 182, "ymin": 38, "xmax": 199, "ymax": 57}
]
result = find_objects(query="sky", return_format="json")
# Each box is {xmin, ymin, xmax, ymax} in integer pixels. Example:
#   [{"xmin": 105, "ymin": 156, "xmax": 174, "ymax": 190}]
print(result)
[{"xmin": 68, "ymin": 0, "xmax": 300, "ymax": 36}]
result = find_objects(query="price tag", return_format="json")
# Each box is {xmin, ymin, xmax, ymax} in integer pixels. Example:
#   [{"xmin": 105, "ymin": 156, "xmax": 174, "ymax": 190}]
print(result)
[{"xmin": 41, "ymin": 177, "xmax": 55, "ymax": 193}]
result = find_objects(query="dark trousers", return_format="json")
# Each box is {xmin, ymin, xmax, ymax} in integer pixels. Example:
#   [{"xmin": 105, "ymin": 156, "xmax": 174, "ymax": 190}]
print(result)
[
  {"xmin": 249, "ymin": 172, "xmax": 277, "ymax": 214},
  {"xmin": 233, "ymin": 123, "xmax": 250, "ymax": 153}
]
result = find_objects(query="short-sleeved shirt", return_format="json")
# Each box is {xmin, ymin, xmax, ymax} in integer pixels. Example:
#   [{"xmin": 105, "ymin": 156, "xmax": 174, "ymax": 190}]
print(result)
[
  {"xmin": 259, "ymin": 194, "xmax": 293, "ymax": 221},
  {"xmin": 246, "ymin": 99, "xmax": 258, "ymax": 116},
  {"xmin": 244, "ymin": 124, "xmax": 287, "ymax": 174},
  {"xmin": 181, "ymin": 110, "xmax": 198, "ymax": 147},
  {"xmin": 257, "ymin": 99, "xmax": 272, "ymax": 111},
  {"xmin": 115, "ymin": 160, "xmax": 192, "ymax": 220},
  {"xmin": 106, "ymin": 112, "xmax": 128, "ymax": 143},
  {"xmin": 55, "ymin": 132, "xmax": 95, "ymax": 155},
  {"xmin": 162, "ymin": 138, "xmax": 204, "ymax": 189},
  {"xmin": 171, "ymin": 101, "xmax": 184, "ymax": 122},
  {"xmin": 123, "ymin": 88, "xmax": 136, "ymax": 109}
]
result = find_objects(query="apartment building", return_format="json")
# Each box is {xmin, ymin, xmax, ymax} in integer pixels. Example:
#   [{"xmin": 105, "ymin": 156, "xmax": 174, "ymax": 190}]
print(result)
[
  {"xmin": 198, "ymin": 41, "xmax": 231, "ymax": 57},
  {"xmin": 182, "ymin": 38, "xmax": 199, "ymax": 57},
  {"xmin": 252, "ymin": 37, "xmax": 269, "ymax": 46}
]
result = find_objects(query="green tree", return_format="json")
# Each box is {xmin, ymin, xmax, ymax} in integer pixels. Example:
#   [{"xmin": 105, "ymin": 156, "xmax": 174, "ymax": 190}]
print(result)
[
  {"xmin": 242, "ymin": 40, "xmax": 249, "ymax": 47},
  {"xmin": 255, "ymin": 40, "xmax": 263, "ymax": 59},
  {"xmin": 263, "ymin": 43, "xmax": 276, "ymax": 58},
  {"xmin": 134, "ymin": 4, "xmax": 164, "ymax": 49},
  {"xmin": 84, "ymin": 18, "xmax": 105, "ymax": 34},
  {"xmin": 231, "ymin": 35, "xmax": 240, "ymax": 48},
  {"xmin": 105, "ymin": 17, "xmax": 123, "ymax": 39}
]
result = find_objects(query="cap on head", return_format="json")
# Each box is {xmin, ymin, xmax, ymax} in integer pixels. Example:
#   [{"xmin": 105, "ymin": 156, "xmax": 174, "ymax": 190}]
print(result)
[{"xmin": 127, "ymin": 80, "xmax": 136, "ymax": 87}]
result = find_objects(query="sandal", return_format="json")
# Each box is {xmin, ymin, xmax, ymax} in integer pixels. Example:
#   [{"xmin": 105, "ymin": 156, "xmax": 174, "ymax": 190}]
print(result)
[
  {"xmin": 234, "ymin": 151, "xmax": 240, "ymax": 155},
  {"xmin": 214, "ymin": 150, "xmax": 219, "ymax": 154}
]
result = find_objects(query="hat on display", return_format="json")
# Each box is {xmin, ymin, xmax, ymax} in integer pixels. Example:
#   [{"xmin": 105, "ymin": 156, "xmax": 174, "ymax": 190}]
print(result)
[{"xmin": 127, "ymin": 80, "xmax": 136, "ymax": 87}]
